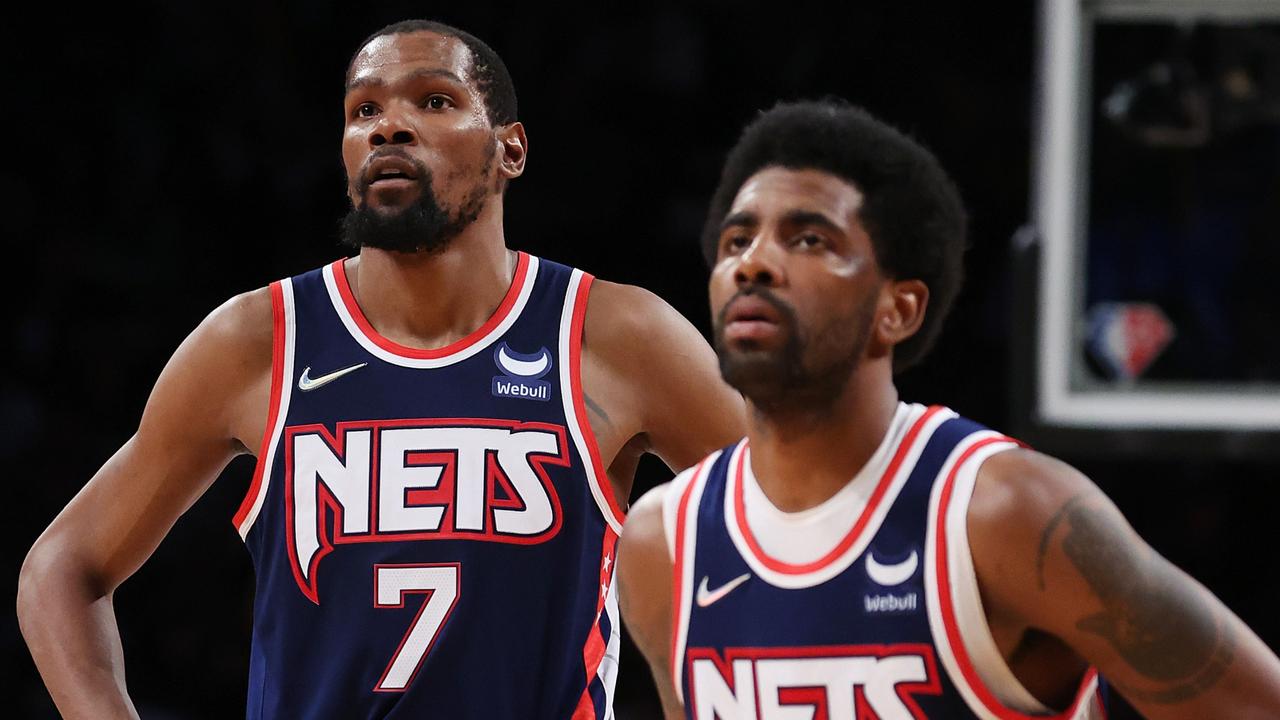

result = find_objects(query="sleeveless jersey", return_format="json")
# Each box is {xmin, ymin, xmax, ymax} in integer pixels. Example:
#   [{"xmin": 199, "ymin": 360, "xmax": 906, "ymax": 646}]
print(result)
[
  {"xmin": 667, "ymin": 403, "xmax": 1107, "ymax": 720},
  {"xmin": 230, "ymin": 252, "xmax": 625, "ymax": 719}
]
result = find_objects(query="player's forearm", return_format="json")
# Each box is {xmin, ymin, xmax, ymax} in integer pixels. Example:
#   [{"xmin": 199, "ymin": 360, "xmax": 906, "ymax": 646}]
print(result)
[
  {"xmin": 1127, "ymin": 619, "xmax": 1280, "ymax": 720},
  {"xmin": 18, "ymin": 546, "xmax": 141, "ymax": 720},
  {"xmin": 1197, "ymin": 622, "xmax": 1280, "ymax": 719}
]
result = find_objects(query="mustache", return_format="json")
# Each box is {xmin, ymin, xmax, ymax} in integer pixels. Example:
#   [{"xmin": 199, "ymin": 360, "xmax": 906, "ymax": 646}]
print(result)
[
  {"xmin": 715, "ymin": 284, "xmax": 797, "ymax": 331},
  {"xmin": 354, "ymin": 148, "xmax": 432, "ymax": 196}
]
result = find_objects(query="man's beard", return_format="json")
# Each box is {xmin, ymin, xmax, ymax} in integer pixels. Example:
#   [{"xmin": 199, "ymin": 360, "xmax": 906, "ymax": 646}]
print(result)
[
  {"xmin": 713, "ymin": 285, "xmax": 878, "ymax": 413},
  {"xmin": 340, "ymin": 150, "xmax": 489, "ymax": 255}
]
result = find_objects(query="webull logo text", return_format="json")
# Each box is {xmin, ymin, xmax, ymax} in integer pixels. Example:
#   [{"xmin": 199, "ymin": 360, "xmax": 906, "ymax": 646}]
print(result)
[
  {"xmin": 863, "ymin": 592, "xmax": 919, "ymax": 614},
  {"xmin": 492, "ymin": 342, "xmax": 553, "ymax": 402},
  {"xmin": 493, "ymin": 378, "xmax": 551, "ymax": 400}
]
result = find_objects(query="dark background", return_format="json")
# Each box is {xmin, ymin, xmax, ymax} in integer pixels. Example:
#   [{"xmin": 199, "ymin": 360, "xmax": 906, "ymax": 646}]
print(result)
[
  {"xmin": 1086, "ymin": 22, "xmax": 1280, "ymax": 384},
  {"xmin": 6, "ymin": 3, "xmax": 1277, "ymax": 718}
]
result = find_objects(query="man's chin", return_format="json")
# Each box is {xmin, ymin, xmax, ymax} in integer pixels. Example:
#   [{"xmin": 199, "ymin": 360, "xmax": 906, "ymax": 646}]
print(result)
[
  {"xmin": 719, "ymin": 352, "xmax": 791, "ymax": 392},
  {"xmin": 363, "ymin": 199, "xmax": 419, "ymax": 218},
  {"xmin": 341, "ymin": 210, "xmax": 448, "ymax": 255}
]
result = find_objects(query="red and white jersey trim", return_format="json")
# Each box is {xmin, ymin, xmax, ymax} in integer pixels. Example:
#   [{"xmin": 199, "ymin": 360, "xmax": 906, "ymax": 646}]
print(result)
[
  {"xmin": 599, "ymin": 568, "xmax": 621, "ymax": 719},
  {"xmin": 924, "ymin": 431, "xmax": 1104, "ymax": 720},
  {"xmin": 572, "ymin": 527, "xmax": 622, "ymax": 720},
  {"xmin": 668, "ymin": 455, "xmax": 721, "ymax": 705},
  {"xmin": 725, "ymin": 404, "xmax": 954, "ymax": 589},
  {"xmin": 558, "ymin": 269, "xmax": 626, "ymax": 534},
  {"xmin": 321, "ymin": 252, "xmax": 537, "ymax": 369},
  {"xmin": 234, "ymin": 279, "xmax": 297, "ymax": 540}
]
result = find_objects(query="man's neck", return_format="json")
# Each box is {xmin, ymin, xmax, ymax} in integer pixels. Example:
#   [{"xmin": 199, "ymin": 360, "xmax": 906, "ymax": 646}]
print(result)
[
  {"xmin": 744, "ymin": 363, "xmax": 898, "ymax": 513},
  {"xmin": 345, "ymin": 205, "xmax": 516, "ymax": 350}
]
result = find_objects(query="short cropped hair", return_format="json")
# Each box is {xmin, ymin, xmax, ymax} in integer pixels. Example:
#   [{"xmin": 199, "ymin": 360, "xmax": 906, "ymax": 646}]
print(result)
[
  {"xmin": 702, "ymin": 99, "xmax": 967, "ymax": 372},
  {"xmin": 348, "ymin": 20, "xmax": 517, "ymax": 126}
]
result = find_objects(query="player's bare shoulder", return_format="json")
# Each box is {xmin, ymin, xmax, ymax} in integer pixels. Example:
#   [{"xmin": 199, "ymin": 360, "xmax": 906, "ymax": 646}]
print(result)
[
  {"xmin": 965, "ymin": 448, "xmax": 1100, "ymax": 591},
  {"xmin": 618, "ymin": 461, "xmax": 709, "ymax": 621},
  {"xmin": 214, "ymin": 287, "xmax": 276, "ymax": 446},
  {"xmin": 142, "ymin": 285, "xmax": 277, "ymax": 453},
  {"xmin": 209, "ymin": 285, "xmax": 275, "ymax": 352},
  {"xmin": 964, "ymin": 444, "xmax": 1158, "ymax": 653},
  {"xmin": 581, "ymin": 279, "xmax": 701, "ymax": 372},
  {"xmin": 968, "ymin": 448, "xmax": 1095, "ymax": 538},
  {"xmin": 618, "ymin": 481, "xmax": 672, "ymax": 562},
  {"xmin": 580, "ymin": 278, "xmax": 745, "ymax": 471}
]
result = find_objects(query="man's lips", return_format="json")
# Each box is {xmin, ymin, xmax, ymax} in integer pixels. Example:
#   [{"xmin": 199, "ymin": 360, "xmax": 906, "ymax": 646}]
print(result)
[
  {"xmin": 722, "ymin": 294, "xmax": 785, "ymax": 343},
  {"xmin": 364, "ymin": 154, "xmax": 421, "ymax": 188},
  {"xmin": 368, "ymin": 177, "xmax": 418, "ymax": 191},
  {"xmin": 725, "ymin": 294, "xmax": 782, "ymax": 324}
]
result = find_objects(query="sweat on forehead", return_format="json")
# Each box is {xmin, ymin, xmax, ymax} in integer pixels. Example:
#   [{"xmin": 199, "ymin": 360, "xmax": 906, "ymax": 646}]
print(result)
[
  {"xmin": 344, "ymin": 19, "xmax": 519, "ymax": 126},
  {"xmin": 345, "ymin": 31, "xmax": 470, "ymax": 88}
]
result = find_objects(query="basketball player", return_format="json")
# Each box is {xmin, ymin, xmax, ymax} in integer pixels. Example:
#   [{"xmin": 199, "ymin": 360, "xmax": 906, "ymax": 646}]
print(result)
[
  {"xmin": 616, "ymin": 100, "xmax": 1280, "ymax": 719},
  {"xmin": 17, "ymin": 21, "xmax": 745, "ymax": 719}
]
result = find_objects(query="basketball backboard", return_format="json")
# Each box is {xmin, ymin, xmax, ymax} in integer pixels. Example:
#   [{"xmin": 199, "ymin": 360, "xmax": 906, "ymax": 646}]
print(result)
[{"xmin": 1024, "ymin": 0, "xmax": 1280, "ymax": 452}]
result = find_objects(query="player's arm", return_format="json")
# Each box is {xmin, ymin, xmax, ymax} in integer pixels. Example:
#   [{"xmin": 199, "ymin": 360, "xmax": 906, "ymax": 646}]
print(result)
[
  {"xmin": 968, "ymin": 449, "xmax": 1280, "ymax": 720},
  {"xmin": 616, "ymin": 483, "xmax": 686, "ymax": 720},
  {"xmin": 16, "ymin": 288, "xmax": 273, "ymax": 720},
  {"xmin": 583, "ymin": 281, "xmax": 746, "ymax": 471}
]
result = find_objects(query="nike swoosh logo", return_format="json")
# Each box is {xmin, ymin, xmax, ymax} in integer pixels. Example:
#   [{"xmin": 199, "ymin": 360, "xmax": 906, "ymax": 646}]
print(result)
[
  {"xmin": 695, "ymin": 573, "xmax": 751, "ymax": 607},
  {"xmin": 297, "ymin": 363, "xmax": 367, "ymax": 392},
  {"xmin": 866, "ymin": 550, "xmax": 918, "ymax": 586}
]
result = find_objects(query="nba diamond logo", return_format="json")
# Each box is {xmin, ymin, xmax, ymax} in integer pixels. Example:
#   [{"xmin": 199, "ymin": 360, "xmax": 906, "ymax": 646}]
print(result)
[
  {"xmin": 492, "ymin": 342, "xmax": 553, "ymax": 401},
  {"xmin": 1085, "ymin": 302, "xmax": 1175, "ymax": 381}
]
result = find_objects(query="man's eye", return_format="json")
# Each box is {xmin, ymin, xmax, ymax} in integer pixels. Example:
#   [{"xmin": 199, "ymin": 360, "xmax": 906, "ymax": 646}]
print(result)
[
  {"xmin": 355, "ymin": 103, "xmax": 378, "ymax": 119},
  {"xmin": 796, "ymin": 233, "xmax": 824, "ymax": 248},
  {"xmin": 724, "ymin": 235, "xmax": 751, "ymax": 251},
  {"xmin": 424, "ymin": 95, "xmax": 453, "ymax": 110}
]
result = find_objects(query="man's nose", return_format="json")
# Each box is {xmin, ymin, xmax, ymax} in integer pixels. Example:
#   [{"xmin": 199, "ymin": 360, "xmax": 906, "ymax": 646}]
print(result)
[
  {"xmin": 733, "ymin": 235, "xmax": 784, "ymax": 288},
  {"xmin": 370, "ymin": 107, "xmax": 416, "ymax": 147}
]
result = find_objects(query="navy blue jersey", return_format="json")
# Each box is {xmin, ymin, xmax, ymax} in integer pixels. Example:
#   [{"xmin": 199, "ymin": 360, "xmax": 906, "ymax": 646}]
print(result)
[
  {"xmin": 231, "ymin": 252, "xmax": 625, "ymax": 719},
  {"xmin": 667, "ymin": 404, "xmax": 1106, "ymax": 720}
]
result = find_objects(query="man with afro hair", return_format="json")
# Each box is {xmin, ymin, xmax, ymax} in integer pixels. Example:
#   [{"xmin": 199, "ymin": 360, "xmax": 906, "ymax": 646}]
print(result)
[{"xmin": 617, "ymin": 99, "xmax": 1280, "ymax": 720}]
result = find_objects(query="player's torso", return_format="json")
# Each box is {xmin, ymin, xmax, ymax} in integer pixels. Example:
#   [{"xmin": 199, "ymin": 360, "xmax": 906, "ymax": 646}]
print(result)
[
  {"xmin": 669, "ymin": 404, "xmax": 1105, "ymax": 720},
  {"xmin": 233, "ymin": 253, "xmax": 624, "ymax": 720}
]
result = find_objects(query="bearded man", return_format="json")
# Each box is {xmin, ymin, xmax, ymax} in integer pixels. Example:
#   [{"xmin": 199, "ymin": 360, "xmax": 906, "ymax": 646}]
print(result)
[{"xmin": 18, "ymin": 20, "xmax": 745, "ymax": 720}]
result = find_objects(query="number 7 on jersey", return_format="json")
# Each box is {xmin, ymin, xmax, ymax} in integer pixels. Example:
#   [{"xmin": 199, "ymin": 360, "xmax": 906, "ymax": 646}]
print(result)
[{"xmin": 373, "ymin": 563, "xmax": 461, "ymax": 692}]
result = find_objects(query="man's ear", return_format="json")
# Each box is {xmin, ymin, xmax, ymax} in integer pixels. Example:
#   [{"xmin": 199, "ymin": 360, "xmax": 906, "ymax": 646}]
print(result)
[
  {"xmin": 874, "ymin": 279, "xmax": 929, "ymax": 350},
  {"xmin": 496, "ymin": 121, "xmax": 528, "ymax": 181}
]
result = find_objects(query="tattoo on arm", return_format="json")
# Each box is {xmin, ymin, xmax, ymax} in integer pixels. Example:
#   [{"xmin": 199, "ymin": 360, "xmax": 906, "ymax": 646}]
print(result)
[
  {"xmin": 1036, "ymin": 494, "xmax": 1085, "ymax": 590},
  {"xmin": 1060, "ymin": 499, "xmax": 1236, "ymax": 703},
  {"xmin": 583, "ymin": 392, "xmax": 615, "ymax": 433}
]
